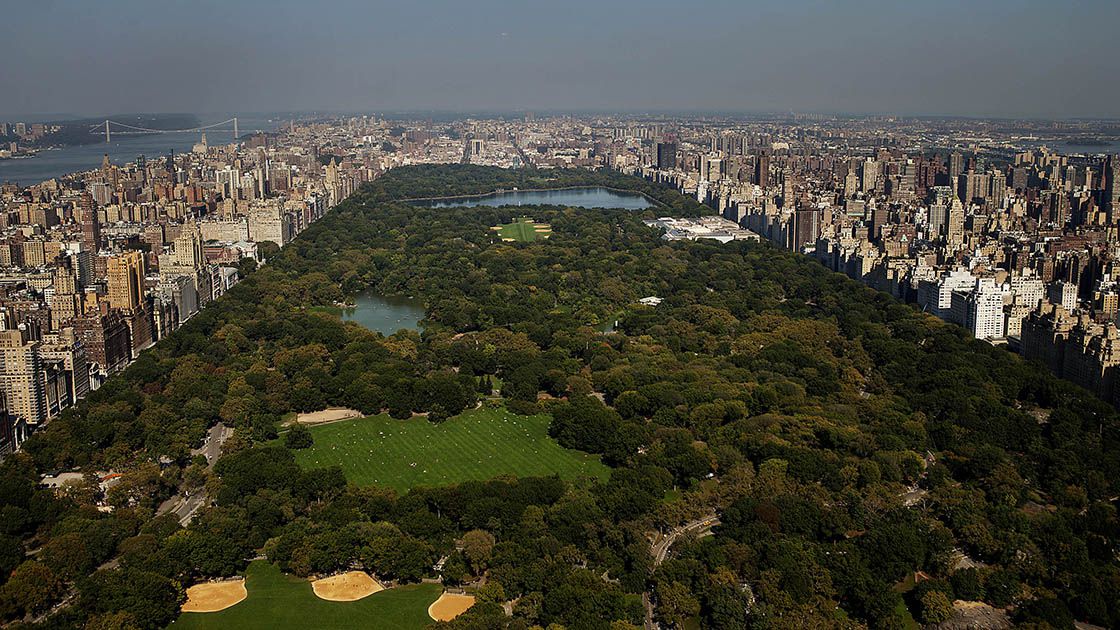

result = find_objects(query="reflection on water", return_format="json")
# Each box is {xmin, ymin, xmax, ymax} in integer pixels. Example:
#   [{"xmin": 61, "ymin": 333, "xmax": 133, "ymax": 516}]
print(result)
[
  {"xmin": 413, "ymin": 186, "xmax": 653, "ymax": 210},
  {"xmin": 340, "ymin": 291, "xmax": 425, "ymax": 336}
]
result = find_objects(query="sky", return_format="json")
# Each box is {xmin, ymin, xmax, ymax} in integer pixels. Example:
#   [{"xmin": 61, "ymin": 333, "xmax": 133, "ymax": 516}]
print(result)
[{"xmin": 2, "ymin": 0, "xmax": 1118, "ymax": 119}]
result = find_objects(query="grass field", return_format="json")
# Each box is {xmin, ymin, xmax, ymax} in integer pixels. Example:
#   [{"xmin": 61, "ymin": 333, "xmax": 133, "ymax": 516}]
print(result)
[
  {"xmin": 493, "ymin": 217, "xmax": 551, "ymax": 242},
  {"xmin": 293, "ymin": 407, "xmax": 608, "ymax": 492},
  {"xmin": 171, "ymin": 561, "xmax": 441, "ymax": 630}
]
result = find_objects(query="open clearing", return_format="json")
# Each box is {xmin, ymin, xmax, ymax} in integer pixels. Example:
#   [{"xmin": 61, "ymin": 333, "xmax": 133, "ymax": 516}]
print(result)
[
  {"xmin": 295, "ymin": 407, "xmax": 363, "ymax": 425},
  {"xmin": 171, "ymin": 561, "xmax": 441, "ymax": 630},
  {"xmin": 428, "ymin": 593, "xmax": 476, "ymax": 621},
  {"xmin": 312, "ymin": 571, "xmax": 384, "ymax": 601},
  {"xmin": 181, "ymin": 579, "xmax": 247, "ymax": 613},
  {"xmin": 492, "ymin": 217, "xmax": 551, "ymax": 242},
  {"xmin": 294, "ymin": 406, "xmax": 608, "ymax": 492}
]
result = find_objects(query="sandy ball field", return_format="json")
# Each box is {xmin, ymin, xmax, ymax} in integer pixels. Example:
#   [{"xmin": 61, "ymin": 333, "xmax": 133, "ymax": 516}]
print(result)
[
  {"xmin": 428, "ymin": 592, "xmax": 476, "ymax": 621},
  {"xmin": 311, "ymin": 571, "xmax": 384, "ymax": 601},
  {"xmin": 296, "ymin": 408, "xmax": 362, "ymax": 425},
  {"xmin": 181, "ymin": 579, "xmax": 247, "ymax": 613}
]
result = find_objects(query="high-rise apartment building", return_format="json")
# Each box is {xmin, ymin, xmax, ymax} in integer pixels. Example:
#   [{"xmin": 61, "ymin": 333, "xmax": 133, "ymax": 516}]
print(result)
[
  {"xmin": 173, "ymin": 223, "xmax": 205, "ymax": 269},
  {"xmin": 948, "ymin": 151, "xmax": 964, "ymax": 182},
  {"xmin": 0, "ymin": 329, "xmax": 46, "ymax": 425},
  {"xmin": 928, "ymin": 202, "xmax": 948, "ymax": 238},
  {"xmin": 754, "ymin": 151, "xmax": 770, "ymax": 187},
  {"xmin": 860, "ymin": 158, "xmax": 879, "ymax": 193},
  {"xmin": 107, "ymin": 251, "xmax": 146, "ymax": 311},
  {"xmin": 78, "ymin": 192, "xmax": 101, "ymax": 253},
  {"xmin": 1105, "ymin": 154, "xmax": 1120, "ymax": 217},
  {"xmin": 655, "ymin": 142, "xmax": 677, "ymax": 170}
]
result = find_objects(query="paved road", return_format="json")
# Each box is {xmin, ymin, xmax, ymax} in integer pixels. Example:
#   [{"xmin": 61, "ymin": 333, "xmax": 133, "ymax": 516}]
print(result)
[
  {"xmin": 651, "ymin": 514, "xmax": 720, "ymax": 567},
  {"xmin": 644, "ymin": 513, "xmax": 721, "ymax": 629},
  {"xmin": 157, "ymin": 423, "xmax": 231, "ymax": 525},
  {"xmin": 33, "ymin": 424, "xmax": 232, "ymax": 624}
]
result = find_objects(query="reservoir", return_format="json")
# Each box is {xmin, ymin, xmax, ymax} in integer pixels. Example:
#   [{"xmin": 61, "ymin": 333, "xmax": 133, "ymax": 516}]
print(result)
[
  {"xmin": 412, "ymin": 186, "xmax": 654, "ymax": 210},
  {"xmin": 340, "ymin": 291, "xmax": 425, "ymax": 336}
]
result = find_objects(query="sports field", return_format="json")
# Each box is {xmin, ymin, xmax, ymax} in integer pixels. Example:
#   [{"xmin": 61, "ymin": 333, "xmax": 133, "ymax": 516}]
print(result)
[
  {"xmin": 171, "ymin": 561, "xmax": 441, "ymax": 630},
  {"xmin": 293, "ymin": 407, "xmax": 608, "ymax": 492},
  {"xmin": 492, "ymin": 217, "xmax": 551, "ymax": 242}
]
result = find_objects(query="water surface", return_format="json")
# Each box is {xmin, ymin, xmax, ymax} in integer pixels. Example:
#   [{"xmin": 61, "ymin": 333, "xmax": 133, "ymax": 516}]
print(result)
[
  {"xmin": 413, "ymin": 186, "xmax": 653, "ymax": 210},
  {"xmin": 0, "ymin": 114, "xmax": 279, "ymax": 185},
  {"xmin": 340, "ymin": 291, "xmax": 424, "ymax": 336}
]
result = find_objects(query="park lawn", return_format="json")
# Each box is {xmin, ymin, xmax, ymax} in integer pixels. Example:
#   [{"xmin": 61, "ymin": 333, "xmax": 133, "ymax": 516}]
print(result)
[
  {"xmin": 294, "ymin": 406, "xmax": 608, "ymax": 492},
  {"xmin": 171, "ymin": 561, "xmax": 441, "ymax": 630},
  {"xmin": 497, "ymin": 217, "xmax": 549, "ymax": 242}
]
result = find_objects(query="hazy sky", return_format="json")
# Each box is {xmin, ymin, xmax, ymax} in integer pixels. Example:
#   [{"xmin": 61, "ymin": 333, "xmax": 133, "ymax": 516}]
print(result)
[{"xmin": 2, "ymin": 0, "xmax": 1118, "ymax": 119}]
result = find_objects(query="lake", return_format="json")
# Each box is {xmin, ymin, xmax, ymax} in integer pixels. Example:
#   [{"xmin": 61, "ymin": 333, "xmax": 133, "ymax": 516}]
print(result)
[
  {"xmin": 412, "ymin": 186, "xmax": 654, "ymax": 210},
  {"xmin": 340, "ymin": 291, "xmax": 425, "ymax": 336}
]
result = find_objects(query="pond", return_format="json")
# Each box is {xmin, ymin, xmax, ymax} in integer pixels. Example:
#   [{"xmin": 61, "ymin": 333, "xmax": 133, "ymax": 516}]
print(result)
[
  {"xmin": 411, "ymin": 186, "xmax": 654, "ymax": 210},
  {"xmin": 339, "ymin": 291, "xmax": 425, "ymax": 336}
]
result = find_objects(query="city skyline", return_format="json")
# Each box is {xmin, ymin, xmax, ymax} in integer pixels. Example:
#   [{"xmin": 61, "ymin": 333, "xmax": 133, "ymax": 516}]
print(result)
[
  {"xmin": 2, "ymin": 0, "xmax": 1119, "ymax": 119},
  {"xmin": 4, "ymin": 3, "xmax": 1120, "ymax": 628}
]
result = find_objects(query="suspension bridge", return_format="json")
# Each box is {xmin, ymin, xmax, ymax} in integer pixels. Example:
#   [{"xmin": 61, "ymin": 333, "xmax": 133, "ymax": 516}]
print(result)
[{"xmin": 89, "ymin": 118, "xmax": 241, "ymax": 143}]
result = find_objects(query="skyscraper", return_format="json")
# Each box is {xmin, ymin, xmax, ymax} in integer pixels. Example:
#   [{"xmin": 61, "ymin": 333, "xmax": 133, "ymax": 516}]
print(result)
[
  {"xmin": 107, "ymin": 251, "xmax": 146, "ymax": 311},
  {"xmin": 754, "ymin": 151, "xmax": 770, "ymax": 187},
  {"xmin": 1104, "ymin": 154, "xmax": 1120, "ymax": 218},
  {"xmin": 792, "ymin": 207, "xmax": 820, "ymax": 250},
  {"xmin": 700, "ymin": 155, "xmax": 722, "ymax": 182},
  {"xmin": 948, "ymin": 151, "xmax": 964, "ymax": 182},
  {"xmin": 947, "ymin": 198, "xmax": 966, "ymax": 243},
  {"xmin": 172, "ymin": 223, "xmax": 205, "ymax": 269},
  {"xmin": 0, "ymin": 329, "xmax": 46, "ymax": 426},
  {"xmin": 656, "ymin": 142, "xmax": 677, "ymax": 170},
  {"xmin": 166, "ymin": 150, "xmax": 176, "ymax": 185},
  {"xmin": 928, "ymin": 202, "xmax": 948, "ymax": 238},
  {"xmin": 78, "ymin": 192, "xmax": 101, "ymax": 253},
  {"xmin": 860, "ymin": 158, "xmax": 879, "ymax": 193}
]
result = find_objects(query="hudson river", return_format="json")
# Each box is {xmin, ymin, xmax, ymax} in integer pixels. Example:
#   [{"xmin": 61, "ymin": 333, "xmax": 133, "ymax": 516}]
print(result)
[{"xmin": 0, "ymin": 115, "xmax": 280, "ymax": 186}]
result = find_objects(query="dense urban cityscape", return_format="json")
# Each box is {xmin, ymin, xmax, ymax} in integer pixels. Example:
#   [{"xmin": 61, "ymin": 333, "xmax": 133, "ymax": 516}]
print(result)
[
  {"xmin": 3, "ymin": 1, "xmax": 1120, "ymax": 629},
  {"xmin": 2, "ymin": 115, "xmax": 1119, "ymax": 451}
]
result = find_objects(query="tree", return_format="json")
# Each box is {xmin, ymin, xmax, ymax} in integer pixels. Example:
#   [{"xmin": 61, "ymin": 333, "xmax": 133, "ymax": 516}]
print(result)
[
  {"xmin": 656, "ymin": 581, "xmax": 700, "ymax": 627},
  {"xmin": 475, "ymin": 580, "xmax": 506, "ymax": 605},
  {"xmin": 441, "ymin": 552, "xmax": 469, "ymax": 585},
  {"xmin": 0, "ymin": 534, "xmax": 23, "ymax": 584},
  {"xmin": 461, "ymin": 529, "xmax": 496, "ymax": 574},
  {"xmin": 78, "ymin": 568, "xmax": 184, "ymax": 630},
  {"xmin": 919, "ymin": 589, "xmax": 954, "ymax": 625},
  {"xmin": 0, "ymin": 561, "xmax": 61, "ymax": 618},
  {"xmin": 39, "ymin": 531, "xmax": 95, "ymax": 579},
  {"xmin": 86, "ymin": 611, "xmax": 143, "ymax": 630},
  {"xmin": 285, "ymin": 425, "xmax": 314, "ymax": 449}
]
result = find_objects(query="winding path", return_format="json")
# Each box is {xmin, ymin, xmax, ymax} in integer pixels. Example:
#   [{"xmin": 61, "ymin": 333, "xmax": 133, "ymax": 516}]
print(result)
[{"xmin": 644, "ymin": 513, "xmax": 721, "ymax": 629}]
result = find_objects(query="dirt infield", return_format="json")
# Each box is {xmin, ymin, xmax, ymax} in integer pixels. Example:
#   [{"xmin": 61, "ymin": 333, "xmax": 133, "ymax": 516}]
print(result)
[
  {"xmin": 931, "ymin": 600, "xmax": 1011, "ymax": 629},
  {"xmin": 181, "ymin": 579, "xmax": 247, "ymax": 613},
  {"xmin": 428, "ymin": 592, "xmax": 476, "ymax": 621},
  {"xmin": 311, "ymin": 571, "xmax": 384, "ymax": 601},
  {"xmin": 296, "ymin": 408, "xmax": 362, "ymax": 425}
]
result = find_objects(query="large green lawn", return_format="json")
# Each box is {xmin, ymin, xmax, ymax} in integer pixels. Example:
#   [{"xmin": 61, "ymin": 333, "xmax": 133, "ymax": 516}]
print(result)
[
  {"xmin": 494, "ymin": 217, "xmax": 550, "ymax": 242},
  {"xmin": 294, "ymin": 407, "xmax": 608, "ymax": 492},
  {"xmin": 171, "ymin": 561, "xmax": 441, "ymax": 630}
]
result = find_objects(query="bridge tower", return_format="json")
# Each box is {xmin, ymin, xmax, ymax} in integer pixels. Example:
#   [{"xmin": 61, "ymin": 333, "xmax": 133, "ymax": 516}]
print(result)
[
  {"xmin": 233, "ymin": 117, "xmax": 238, "ymax": 142},
  {"xmin": 104, "ymin": 120, "xmax": 111, "ymax": 143}
]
